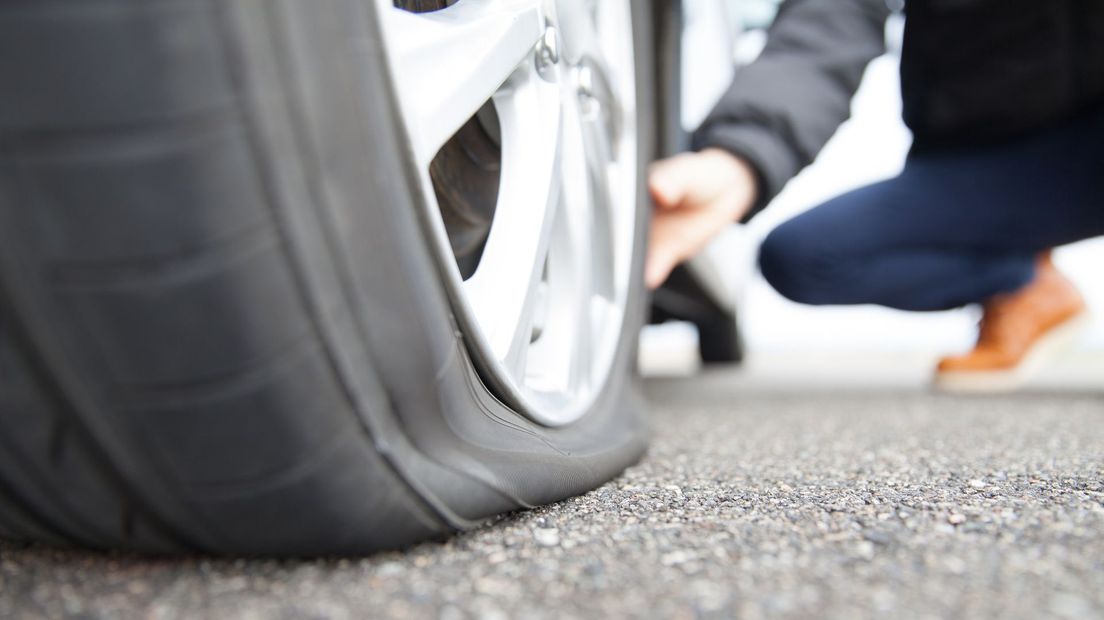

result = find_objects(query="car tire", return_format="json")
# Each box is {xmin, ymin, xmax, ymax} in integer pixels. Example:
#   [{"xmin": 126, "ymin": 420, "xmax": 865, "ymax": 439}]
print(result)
[{"xmin": 0, "ymin": 0, "xmax": 653, "ymax": 555}]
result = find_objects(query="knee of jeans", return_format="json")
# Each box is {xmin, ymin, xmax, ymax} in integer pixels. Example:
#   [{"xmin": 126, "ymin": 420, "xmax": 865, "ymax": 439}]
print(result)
[{"xmin": 758, "ymin": 222, "xmax": 837, "ymax": 305}]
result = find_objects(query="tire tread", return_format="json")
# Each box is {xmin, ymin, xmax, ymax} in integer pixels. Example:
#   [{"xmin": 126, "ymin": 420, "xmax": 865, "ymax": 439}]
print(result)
[{"xmin": 0, "ymin": 0, "xmax": 444, "ymax": 554}]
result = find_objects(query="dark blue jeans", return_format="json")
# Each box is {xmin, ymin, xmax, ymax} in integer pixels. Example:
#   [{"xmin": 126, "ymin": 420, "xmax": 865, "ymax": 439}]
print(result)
[{"xmin": 758, "ymin": 109, "xmax": 1104, "ymax": 311}]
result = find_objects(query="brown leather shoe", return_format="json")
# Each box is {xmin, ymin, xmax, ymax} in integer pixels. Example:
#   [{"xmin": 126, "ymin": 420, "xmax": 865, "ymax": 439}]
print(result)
[{"xmin": 934, "ymin": 252, "xmax": 1088, "ymax": 393}]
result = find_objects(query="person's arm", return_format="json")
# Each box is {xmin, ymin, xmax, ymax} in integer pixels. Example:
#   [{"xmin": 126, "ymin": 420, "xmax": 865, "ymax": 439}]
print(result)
[
  {"xmin": 645, "ymin": 0, "xmax": 890, "ymax": 288},
  {"xmin": 692, "ymin": 0, "xmax": 891, "ymax": 220}
]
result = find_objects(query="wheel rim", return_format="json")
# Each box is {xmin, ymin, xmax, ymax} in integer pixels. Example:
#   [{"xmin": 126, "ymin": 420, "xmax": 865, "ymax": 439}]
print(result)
[{"xmin": 377, "ymin": 0, "xmax": 638, "ymax": 426}]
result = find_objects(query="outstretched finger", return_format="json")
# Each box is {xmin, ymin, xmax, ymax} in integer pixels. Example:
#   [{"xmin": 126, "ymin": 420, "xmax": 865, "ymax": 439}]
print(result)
[
  {"xmin": 644, "ymin": 210, "xmax": 686, "ymax": 289},
  {"xmin": 647, "ymin": 156, "xmax": 693, "ymax": 210},
  {"xmin": 644, "ymin": 245, "xmax": 678, "ymax": 290}
]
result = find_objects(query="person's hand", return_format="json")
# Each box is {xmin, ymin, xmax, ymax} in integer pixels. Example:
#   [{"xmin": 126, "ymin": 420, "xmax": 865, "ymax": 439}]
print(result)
[{"xmin": 645, "ymin": 148, "xmax": 759, "ymax": 289}]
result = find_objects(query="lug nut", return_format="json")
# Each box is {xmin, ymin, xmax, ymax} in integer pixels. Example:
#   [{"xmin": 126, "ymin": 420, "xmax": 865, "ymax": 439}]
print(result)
[
  {"xmin": 578, "ymin": 65, "xmax": 594, "ymax": 97},
  {"xmin": 577, "ymin": 65, "xmax": 600, "ymax": 116},
  {"xmin": 535, "ymin": 27, "xmax": 560, "ymax": 80}
]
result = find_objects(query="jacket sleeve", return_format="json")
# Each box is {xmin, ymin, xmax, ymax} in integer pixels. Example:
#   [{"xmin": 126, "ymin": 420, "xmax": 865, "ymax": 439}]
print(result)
[{"xmin": 691, "ymin": 0, "xmax": 890, "ymax": 220}]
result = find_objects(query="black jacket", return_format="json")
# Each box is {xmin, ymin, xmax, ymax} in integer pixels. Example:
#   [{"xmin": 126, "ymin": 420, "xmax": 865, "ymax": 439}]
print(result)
[{"xmin": 693, "ymin": 0, "xmax": 1104, "ymax": 219}]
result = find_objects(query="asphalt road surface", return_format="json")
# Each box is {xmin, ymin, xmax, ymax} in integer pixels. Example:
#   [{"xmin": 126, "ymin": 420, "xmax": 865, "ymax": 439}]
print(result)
[{"xmin": 2, "ymin": 365, "xmax": 1102, "ymax": 620}]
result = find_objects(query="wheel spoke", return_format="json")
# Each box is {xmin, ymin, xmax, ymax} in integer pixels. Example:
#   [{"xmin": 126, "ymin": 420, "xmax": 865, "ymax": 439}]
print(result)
[
  {"xmin": 555, "ymin": 0, "xmax": 628, "ymax": 113},
  {"xmin": 592, "ymin": 0, "xmax": 635, "ymax": 115},
  {"xmin": 554, "ymin": 0, "xmax": 601, "ymax": 66},
  {"xmin": 580, "ymin": 98, "xmax": 616, "ymax": 300},
  {"xmin": 379, "ymin": 0, "xmax": 544, "ymax": 165},
  {"xmin": 462, "ymin": 73, "xmax": 562, "ymax": 370},
  {"xmin": 524, "ymin": 87, "xmax": 602, "ymax": 394},
  {"xmin": 560, "ymin": 91, "xmax": 596, "ymax": 391}
]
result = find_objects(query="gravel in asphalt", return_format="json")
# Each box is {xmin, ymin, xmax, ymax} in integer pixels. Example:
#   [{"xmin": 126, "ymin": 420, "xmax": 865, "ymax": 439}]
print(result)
[{"xmin": 1, "ymin": 370, "xmax": 1102, "ymax": 619}]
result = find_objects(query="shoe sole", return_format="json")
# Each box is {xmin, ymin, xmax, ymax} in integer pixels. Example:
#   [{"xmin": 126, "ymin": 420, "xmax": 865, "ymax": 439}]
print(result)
[{"xmin": 932, "ymin": 309, "xmax": 1092, "ymax": 394}]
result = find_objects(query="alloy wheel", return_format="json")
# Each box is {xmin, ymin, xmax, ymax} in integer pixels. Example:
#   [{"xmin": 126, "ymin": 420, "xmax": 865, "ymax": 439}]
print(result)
[{"xmin": 378, "ymin": 0, "xmax": 639, "ymax": 426}]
